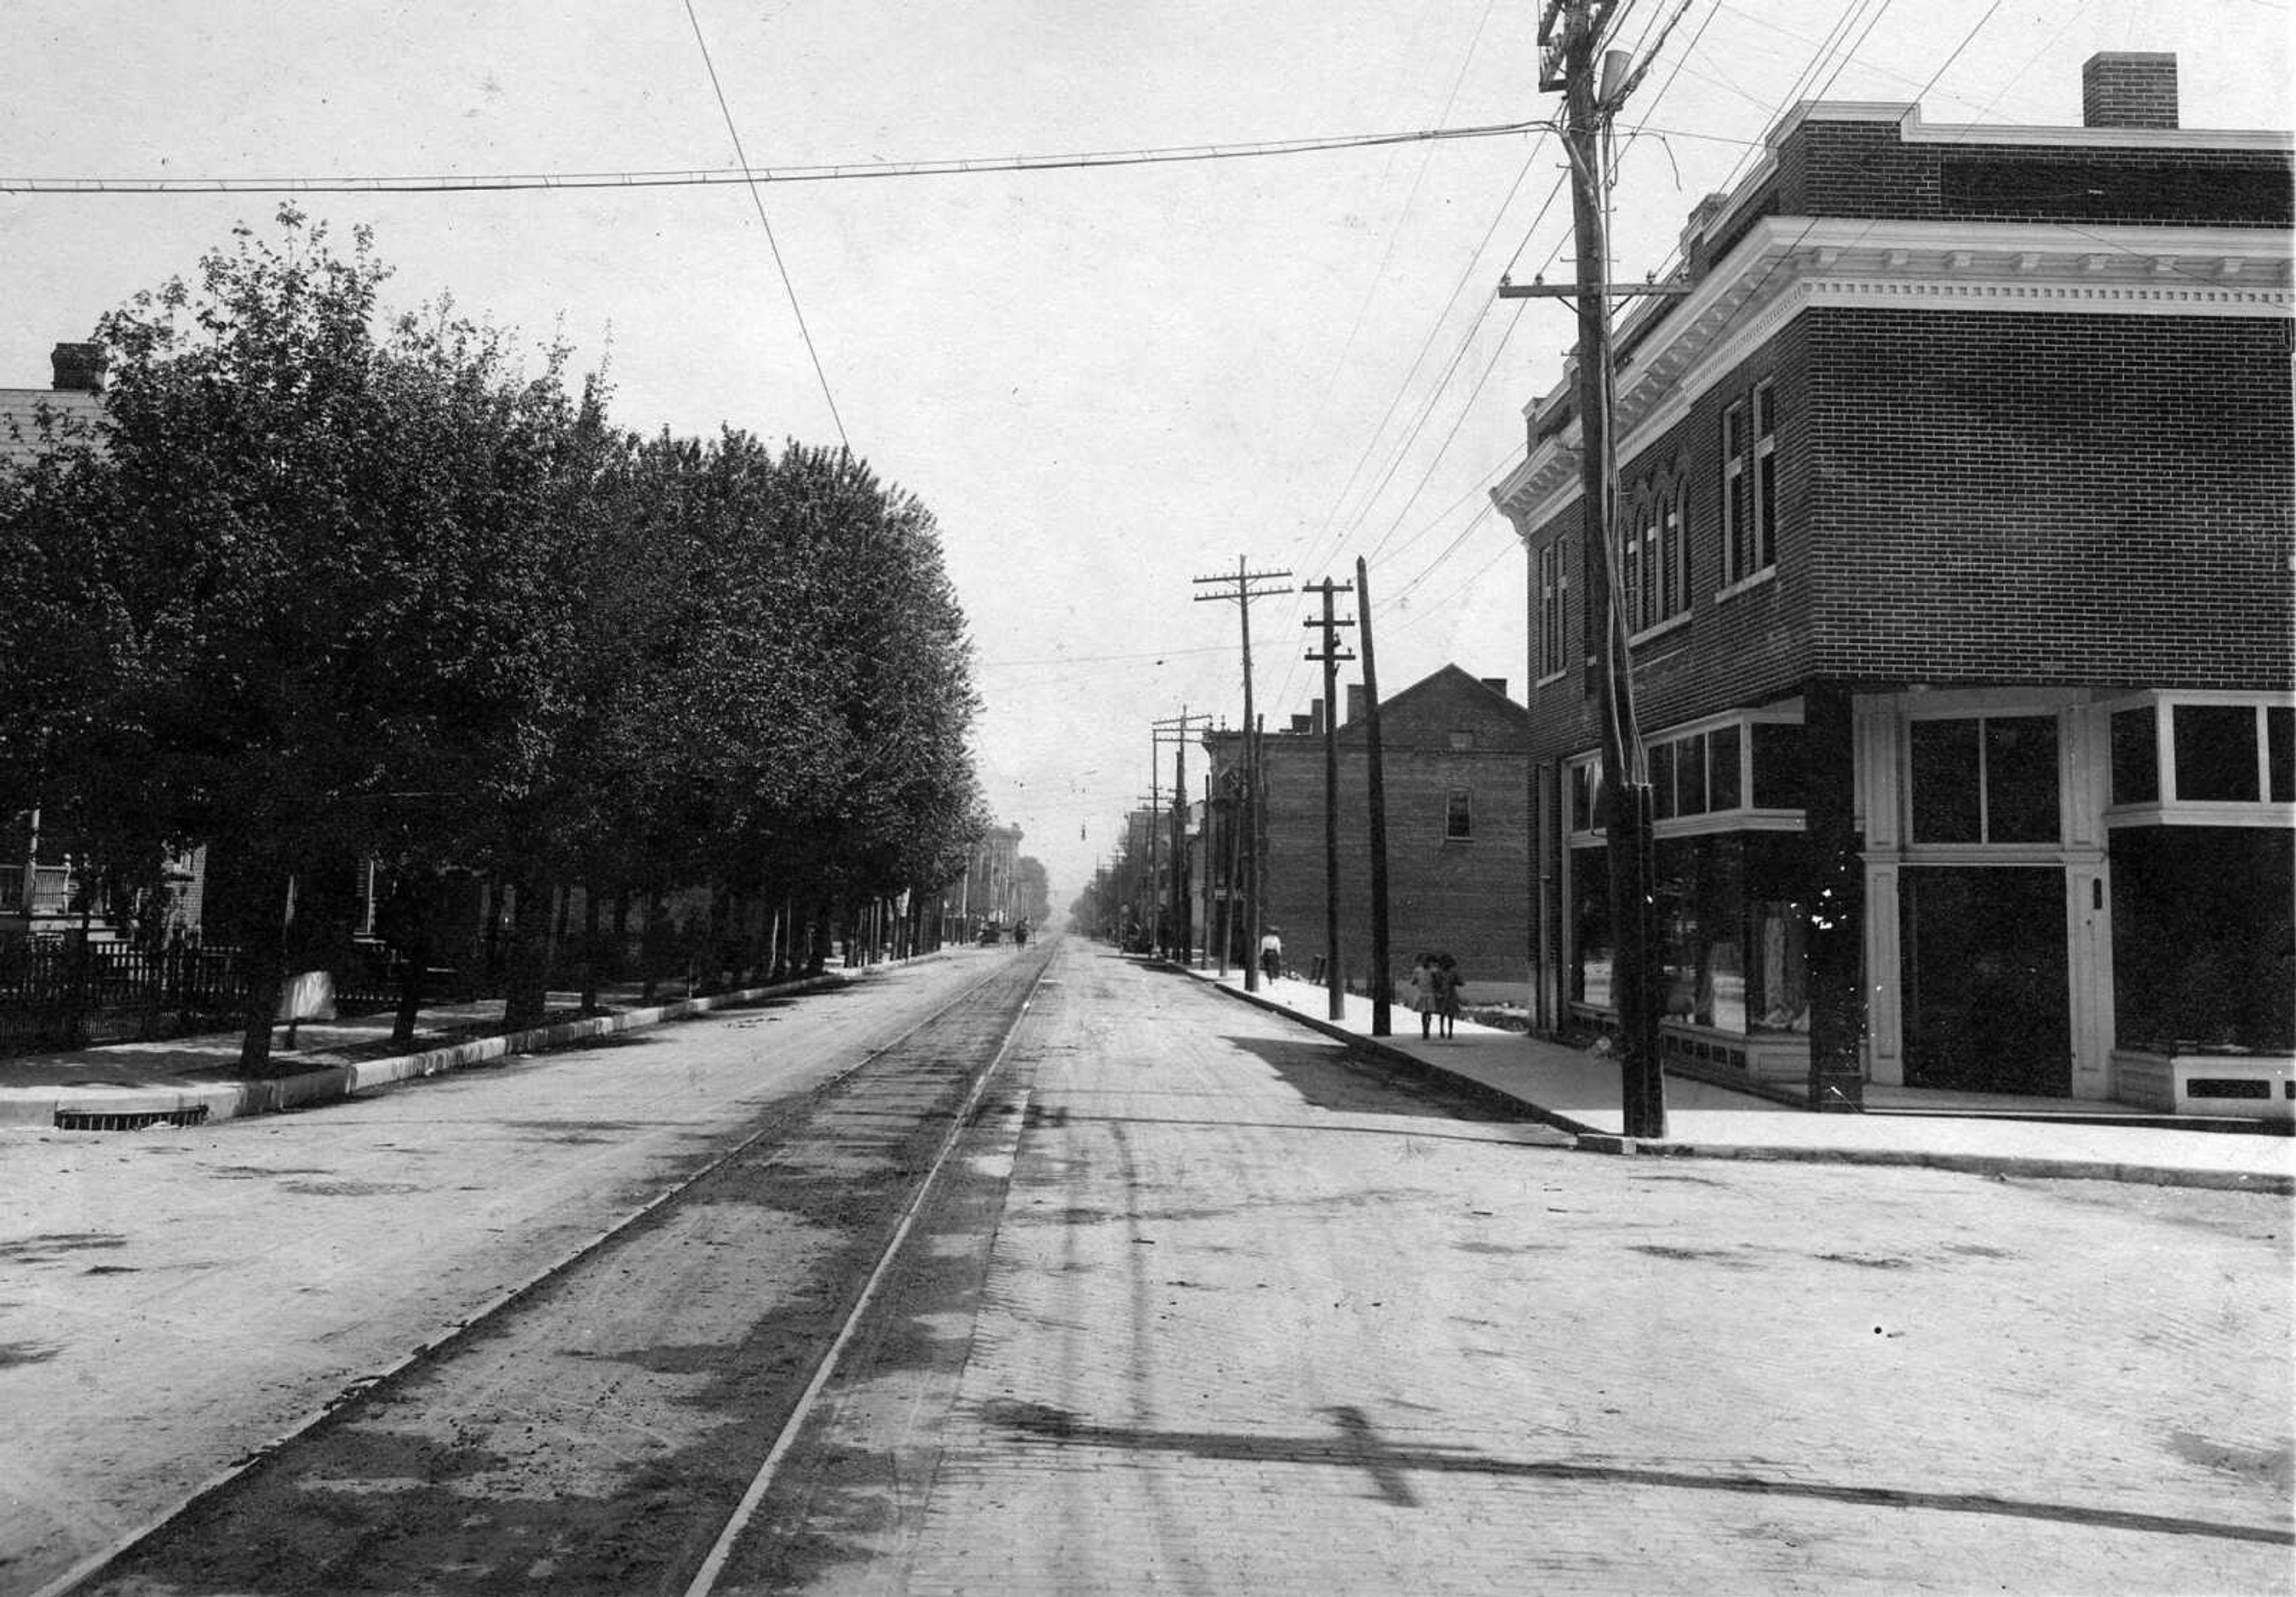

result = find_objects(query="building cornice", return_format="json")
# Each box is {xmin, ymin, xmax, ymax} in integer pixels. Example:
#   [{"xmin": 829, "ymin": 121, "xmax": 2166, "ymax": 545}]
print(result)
[{"xmin": 1492, "ymin": 216, "xmax": 2294, "ymax": 536}]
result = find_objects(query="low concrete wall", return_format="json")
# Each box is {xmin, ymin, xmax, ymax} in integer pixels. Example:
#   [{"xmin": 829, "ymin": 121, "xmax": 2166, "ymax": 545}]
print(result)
[{"xmin": 37, "ymin": 977, "xmax": 841, "ymax": 1129}]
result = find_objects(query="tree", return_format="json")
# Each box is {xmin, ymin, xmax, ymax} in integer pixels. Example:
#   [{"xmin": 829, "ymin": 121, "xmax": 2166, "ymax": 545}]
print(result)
[
  {"xmin": 1, "ymin": 210, "xmax": 993, "ymax": 1067},
  {"xmin": 5, "ymin": 209, "xmax": 598, "ymax": 1071},
  {"xmin": 1013, "ymin": 857, "xmax": 1052, "ymax": 926}
]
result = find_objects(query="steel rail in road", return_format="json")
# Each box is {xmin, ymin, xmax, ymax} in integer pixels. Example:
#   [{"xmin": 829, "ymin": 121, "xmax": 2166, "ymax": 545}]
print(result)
[
  {"xmin": 38, "ymin": 946, "xmax": 1054, "ymax": 1597},
  {"xmin": 682, "ymin": 945, "xmax": 1054, "ymax": 1596}
]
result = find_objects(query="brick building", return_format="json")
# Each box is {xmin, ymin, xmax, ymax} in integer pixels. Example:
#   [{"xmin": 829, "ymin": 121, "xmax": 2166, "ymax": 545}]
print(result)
[
  {"xmin": 1494, "ymin": 54, "xmax": 2293, "ymax": 1114},
  {"xmin": 941, "ymin": 823, "xmax": 1023, "ymax": 941},
  {"xmin": 1205, "ymin": 665, "xmax": 1532, "ymax": 1003}
]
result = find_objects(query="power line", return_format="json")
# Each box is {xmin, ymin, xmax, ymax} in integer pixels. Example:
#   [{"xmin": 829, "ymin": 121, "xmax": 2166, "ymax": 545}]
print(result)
[
  {"xmin": 683, "ymin": 0, "xmax": 847, "ymax": 451},
  {"xmin": 1293, "ymin": 150, "xmax": 1549, "ymax": 577},
  {"xmin": 978, "ymin": 643, "xmax": 1231, "ymax": 672},
  {"xmin": 1309, "ymin": 0, "xmax": 1505, "ymax": 423},
  {"xmin": 0, "ymin": 118, "xmax": 1549, "ymax": 196}
]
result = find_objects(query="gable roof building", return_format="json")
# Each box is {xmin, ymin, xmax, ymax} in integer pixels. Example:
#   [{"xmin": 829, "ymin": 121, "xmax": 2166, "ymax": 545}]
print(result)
[{"xmin": 1204, "ymin": 664, "xmax": 1533, "ymax": 1006}]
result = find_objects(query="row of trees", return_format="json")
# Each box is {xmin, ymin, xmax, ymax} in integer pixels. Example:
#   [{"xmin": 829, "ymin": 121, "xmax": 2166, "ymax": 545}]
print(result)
[{"xmin": 0, "ymin": 209, "xmax": 987, "ymax": 1073}]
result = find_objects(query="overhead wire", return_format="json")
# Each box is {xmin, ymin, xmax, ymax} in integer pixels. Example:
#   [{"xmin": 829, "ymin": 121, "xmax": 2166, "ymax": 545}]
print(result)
[
  {"xmin": 1303, "ymin": 0, "xmax": 1506, "ymax": 453},
  {"xmin": 682, "ymin": 0, "xmax": 848, "ymax": 451},
  {"xmin": 0, "ymin": 118, "xmax": 1551, "ymax": 195}
]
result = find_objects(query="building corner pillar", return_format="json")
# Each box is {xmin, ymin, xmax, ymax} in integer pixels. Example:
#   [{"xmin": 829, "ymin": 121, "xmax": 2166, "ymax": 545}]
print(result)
[{"xmin": 1806, "ymin": 681, "xmax": 1867, "ymax": 1111}]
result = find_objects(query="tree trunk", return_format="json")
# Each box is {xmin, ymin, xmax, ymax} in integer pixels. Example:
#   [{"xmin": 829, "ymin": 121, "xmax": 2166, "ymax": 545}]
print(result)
[
  {"xmin": 580, "ymin": 887, "xmax": 603, "ymax": 1012},
  {"xmin": 502, "ymin": 875, "xmax": 552, "ymax": 1030},
  {"xmin": 235, "ymin": 862, "xmax": 294, "ymax": 1077},
  {"xmin": 640, "ymin": 884, "xmax": 667, "ymax": 1003}
]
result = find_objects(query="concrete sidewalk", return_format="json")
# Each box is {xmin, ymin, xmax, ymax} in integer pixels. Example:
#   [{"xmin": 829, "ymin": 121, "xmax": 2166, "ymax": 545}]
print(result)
[
  {"xmin": 0, "ymin": 974, "xmax": 845, "ymax": 1130},
  {"xmin": 1183, "ymin": 965, "xmax": 2296, "ymax": 1195}
]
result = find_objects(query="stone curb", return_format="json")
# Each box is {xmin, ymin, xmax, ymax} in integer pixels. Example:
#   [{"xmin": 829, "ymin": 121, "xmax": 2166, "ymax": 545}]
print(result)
[
  {"xmin": 1577, "ymin": 1134, "xmax": 2296, "ymax": 1195},
  {"xmin": 1183, "ymin": 966, "xmax": 1606, "ymax": 1140},
  {"xmin": 14, "ymin": 975, "xmax": 847, "ymax": 1131},
  {"xmin": 1181, "ymin": 966, "xmax": 2296, "ymax": 1195}
]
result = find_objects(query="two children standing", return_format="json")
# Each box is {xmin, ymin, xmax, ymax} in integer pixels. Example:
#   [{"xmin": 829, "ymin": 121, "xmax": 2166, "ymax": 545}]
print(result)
[{"xmin": 1410, "ymin": 952, "xmax": 1462, "ymax": 1039}]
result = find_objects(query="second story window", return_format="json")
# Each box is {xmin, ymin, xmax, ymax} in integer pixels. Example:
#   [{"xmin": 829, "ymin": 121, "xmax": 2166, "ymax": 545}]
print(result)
[
  {"xmin": 1723, "ymin": 384, "xmax": 1779, "ymax": 585},
  {"xmin": 1662, "ymin": 491, "xmax": 1685, "ymax": 619},
  {"xmin": 1537, "ymin": 539, "xmax": 1568, "ymax": 680},
  {"xmin": 1446, "ymin": 789, "xmax": 1473, "ymax": 839}
]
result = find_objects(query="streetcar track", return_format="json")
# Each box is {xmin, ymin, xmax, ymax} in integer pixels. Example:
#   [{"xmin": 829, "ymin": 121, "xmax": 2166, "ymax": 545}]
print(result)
[
  {"xmin": 38, "ymin": 950, "xmax": 1052, "ymax": 1597},
  {"xmin": 682, "ymin": 949, "xmax": 1054, "ymax": 1596}
]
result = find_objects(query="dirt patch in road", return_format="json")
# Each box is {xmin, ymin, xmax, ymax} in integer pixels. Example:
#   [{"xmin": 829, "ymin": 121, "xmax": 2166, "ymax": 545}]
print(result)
[{"xmin": 75, "ymin": 958, "xmax": 1050, "ymax": 1597}]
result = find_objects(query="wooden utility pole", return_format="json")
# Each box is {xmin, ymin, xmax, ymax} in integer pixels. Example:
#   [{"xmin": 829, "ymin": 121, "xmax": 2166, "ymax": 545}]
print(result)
[
  {"xmin": 1500, "ymin": 0, "xmax": 1681, "ymax": 1140},
  {"xmin": 1193, "ymin": 558, "xmax": 1292, "ymax": 991},
  {"xmin": 1302, "ymin": 578, "xmax": 1355, "ymax": 1021},
  {"xmin": 1356, "ymin": 557, "xmax": 1393, "ymax": 1037},
  {"xmin": 1132, "ymin": 790, "xmax": 1164, "ymax": 954},
  {"xmin": 1153, "ymin": 710, "xmax": 1213, "ymax": 963}
]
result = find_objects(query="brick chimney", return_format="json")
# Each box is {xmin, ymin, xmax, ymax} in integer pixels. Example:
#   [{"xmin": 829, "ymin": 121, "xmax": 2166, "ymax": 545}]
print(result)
[
  {"xmin": 1309, "ymin": 698, "xmax": 1326, "ymax": 737},
  {"xmin": 1345, "ymin": 684, "xmax": 1367, "ymax": 725},
  {"xmin": 2083, "ymin": 52, "xmax": 2177, "ymax": 130},
  {"xmin": 50, "ymin": 341, "xmax": 105, "ymax": 392}
]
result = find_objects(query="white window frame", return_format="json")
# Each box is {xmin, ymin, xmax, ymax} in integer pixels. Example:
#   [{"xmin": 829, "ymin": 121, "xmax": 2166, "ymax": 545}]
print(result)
[
  {"xmin": 1751, "ymin": 381, "xmax": 1778, "ymax": 576},
  {"xmin": 2102, "ymin": 691, "xmax": 2296, "ymax": 829},
  {"xmin": 1900, "ymin": 707, "xmax": 2068, "ymax": 859},
  {"xmin": 1568, "ymin": 707, "xmax": 1807, "ymax": 845},
  {"xmin": 1537, "ymin": 539, "xmax": 1568, "ymax": 683}
]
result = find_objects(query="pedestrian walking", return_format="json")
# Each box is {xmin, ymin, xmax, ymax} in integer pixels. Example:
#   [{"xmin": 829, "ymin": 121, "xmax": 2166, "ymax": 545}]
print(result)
[
  {"xmin": 1436, "ymin": 951, "xmax": 1463, "ymax": 1039},
  {"xmin": 1410, "ymin": 953, "xmax": 1436, "ymax": 1039},
  {"xmin": 1259, "ymin": 927, "xmax": 1284, "ymax": 984}
]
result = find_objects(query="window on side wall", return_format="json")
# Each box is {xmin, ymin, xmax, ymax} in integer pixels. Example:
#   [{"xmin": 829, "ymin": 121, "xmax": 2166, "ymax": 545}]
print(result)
[
  {"xmin": 1662, "ymin": 489, "xmax": 1686, "ymax": 619},
  {"xmin": 1446, "ymin": 789, "xmax": 1473, "ymax": 840},
  {"xmin": 1721, "ymin": 387, "xmax": 1779, "ymax": 586},
  {"xmin": 1537, "ymin": 540, "xmax": 1568, "ymax": 680},
  {"xmin": 1721, "ymin": 400, "xmax": 1748, "ymax": 583},
  {"xmin": 1751, "ymin": 382, "xmax": 1778, "ymax": 575}
]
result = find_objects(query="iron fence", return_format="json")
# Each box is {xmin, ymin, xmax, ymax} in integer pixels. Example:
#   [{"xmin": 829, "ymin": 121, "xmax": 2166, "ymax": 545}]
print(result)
[{"xmin": 0, "ymin": 938, "xmax": 402, "ymax": 1053}]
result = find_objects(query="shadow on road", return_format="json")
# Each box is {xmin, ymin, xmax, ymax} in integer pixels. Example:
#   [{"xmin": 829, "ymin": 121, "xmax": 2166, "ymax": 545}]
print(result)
[{"xmin": 1223, "ymin": 1034, "xmax": 1515, "ymax": 1122}]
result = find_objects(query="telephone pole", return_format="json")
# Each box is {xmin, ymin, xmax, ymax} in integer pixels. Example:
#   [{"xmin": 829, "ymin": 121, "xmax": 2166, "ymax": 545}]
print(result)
[
  {"xmin": 1498, "ymin": 0, "xmax": 1685, "ymax": 1140},
  {"xmin": 1193, "ymin": 558, "xmax": 1292, "ymax": 992},
  {"xmin": 1154, "ymin": 710, "xmax": 1213, "ymax": 964},
  {"xmin": 1132, "ymin": 789, "xmax": 1164, "ymax": 955},
  {"xmin": 1355, "ymin": 557, "xmax": 1393, "ymax": 1036},
  {"xmin": 1302, "ymin": 578, "xmax": 1355, "ymax": 1021}
]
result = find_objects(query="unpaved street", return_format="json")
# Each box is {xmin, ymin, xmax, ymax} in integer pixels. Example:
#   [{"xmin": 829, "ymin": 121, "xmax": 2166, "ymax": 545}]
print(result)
[
  {"xmin": 6, "ymin": 939, "xmax": 2292, "ymax": 1596},
  {"xmin": 745, "ymin": 945, "xmax": 2295, "ymax": 1596},
  {"xmin": 0, "ymin": 949, "xmax": 1025, "ymax": 1597}
]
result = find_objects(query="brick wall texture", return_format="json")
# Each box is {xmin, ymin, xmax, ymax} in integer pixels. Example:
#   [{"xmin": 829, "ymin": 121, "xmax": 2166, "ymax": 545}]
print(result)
[
  {"xmin": 1523, "ymin": 308, "xmax": 2294, "ymax": 764},
  {"xmin": 1244, "ymin": 671, "xmax": 1532, "ymax": 993},
  {"xmin": 1705, "ymin": 119, "xmax": 2291, "ymax": 264}
]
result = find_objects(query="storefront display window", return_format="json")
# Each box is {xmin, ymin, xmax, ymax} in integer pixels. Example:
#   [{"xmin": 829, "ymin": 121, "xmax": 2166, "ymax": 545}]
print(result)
[
  {"xmin": 1573, "ymin": 832, "xmax": 1809, "ymax": 1035},
  {"xmin": 1571, "ymin": 846, "xmax": 1611, "ymax": 1009},
  {"xmin": 2111, "ymin": 826, "xmax": 2294, "ymax": 1054}
]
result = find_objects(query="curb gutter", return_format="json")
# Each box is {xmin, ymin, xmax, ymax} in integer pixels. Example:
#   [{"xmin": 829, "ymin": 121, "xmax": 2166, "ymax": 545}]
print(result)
[
  {"xmin": 1186, "ymin": 968, "xmax": 2296, "ymax": 1196},
  {"xmin": 25, "ymin": 976, "xmax": 845, "ymax": 1131}
]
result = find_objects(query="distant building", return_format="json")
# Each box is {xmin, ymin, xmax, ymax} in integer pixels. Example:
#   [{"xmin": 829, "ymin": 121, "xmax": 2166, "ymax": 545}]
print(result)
[
  {"xmin": 0, "ymin": 343, "xmax": 194, "ymax": 943},
  {"xmin": 1206, "ymin": 665, "xmax": 1532, "ymax": 1004},
  {"xmin": 942, "ymin": 823, "xmax": 1022, "ymax": 940},
  {"xmin": 1494, "ymin": 54, "xmax": 2293, "ymax": 1114}
]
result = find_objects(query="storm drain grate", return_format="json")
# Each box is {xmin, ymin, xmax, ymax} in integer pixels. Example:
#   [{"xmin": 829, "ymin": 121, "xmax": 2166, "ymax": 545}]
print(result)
[{"xmin": 54, "ymin": 1104, "xmax": 211, "ymax": 1132}]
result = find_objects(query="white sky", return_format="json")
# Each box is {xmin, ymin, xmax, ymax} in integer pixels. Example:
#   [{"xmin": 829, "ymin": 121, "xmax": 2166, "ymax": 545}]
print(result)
[{"xmin": 2, "ymin": 1, "xmax": 2287, "ymax": 904}]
